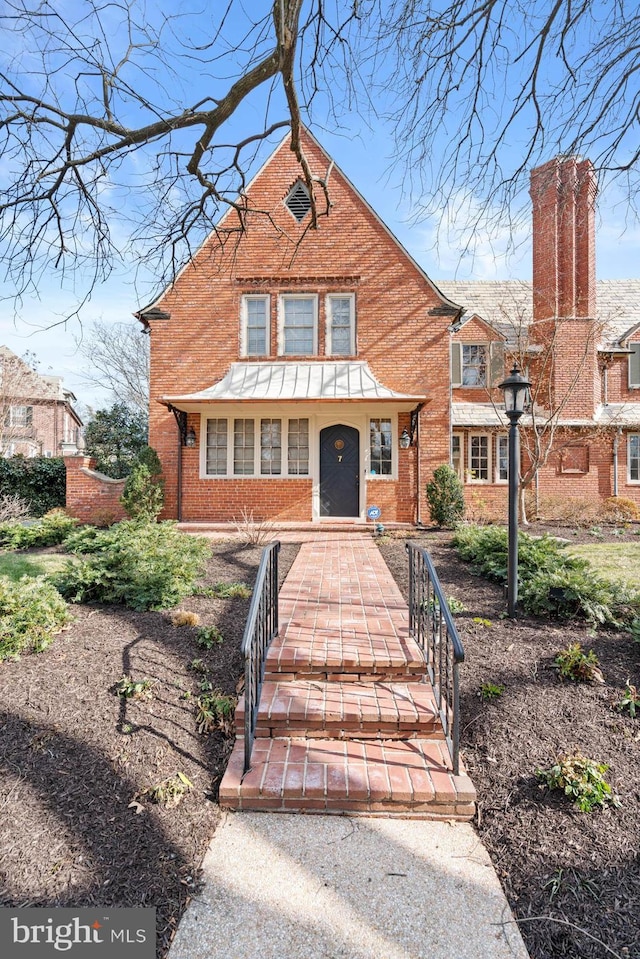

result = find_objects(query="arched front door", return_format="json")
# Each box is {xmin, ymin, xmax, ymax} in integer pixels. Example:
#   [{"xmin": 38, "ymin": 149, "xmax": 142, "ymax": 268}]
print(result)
[{"xmin": 319, "ymin": 424, "xmax": 360, "ymax": 517}]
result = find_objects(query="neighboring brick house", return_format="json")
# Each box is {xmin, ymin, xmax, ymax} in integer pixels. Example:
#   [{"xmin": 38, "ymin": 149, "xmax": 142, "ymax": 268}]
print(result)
[
  {"xmin": 64, "ymin": 129, "xmax": 640, "ymax": 524},
  {"xmin": 0, "ymin": 347, "xmax": 83, "ymax": 458}
]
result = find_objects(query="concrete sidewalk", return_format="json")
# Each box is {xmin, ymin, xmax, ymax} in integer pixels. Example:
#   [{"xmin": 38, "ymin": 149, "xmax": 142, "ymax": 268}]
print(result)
[{"xmin": 168, "ymin": 811, "xmax": 529, "ymax": 959}]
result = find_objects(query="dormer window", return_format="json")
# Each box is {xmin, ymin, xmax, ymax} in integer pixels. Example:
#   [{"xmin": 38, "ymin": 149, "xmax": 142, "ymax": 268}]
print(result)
[
  {"xmin": 451, "ymin": 342, "xmax": 505, "ymax": 388},
  {"xmin": 285, "ymin": 180, "xmax": 311, "ymax": 222}
]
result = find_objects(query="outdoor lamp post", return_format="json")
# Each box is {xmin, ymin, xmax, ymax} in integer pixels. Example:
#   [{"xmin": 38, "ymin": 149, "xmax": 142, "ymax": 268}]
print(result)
[{"xmin": 498, "ymin": 364, "xmax": 531, "ymax": 617}]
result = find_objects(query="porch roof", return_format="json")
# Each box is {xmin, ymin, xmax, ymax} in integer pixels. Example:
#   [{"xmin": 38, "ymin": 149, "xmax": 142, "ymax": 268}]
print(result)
[{"xmin": 162, "ymin": 362, "xmax": 427, "ymax": 409}]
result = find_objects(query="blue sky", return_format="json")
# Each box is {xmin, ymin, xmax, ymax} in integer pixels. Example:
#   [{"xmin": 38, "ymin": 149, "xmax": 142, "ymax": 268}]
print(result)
[{"xmin": 0, "ymin": 2, "xmax": 638, "ymax": 411}]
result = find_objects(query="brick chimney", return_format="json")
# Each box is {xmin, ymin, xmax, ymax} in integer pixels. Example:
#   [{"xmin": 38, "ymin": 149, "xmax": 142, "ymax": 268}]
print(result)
[{"xmin": 529, "ymin": 156, "xmax": 599, "ymax": 417}]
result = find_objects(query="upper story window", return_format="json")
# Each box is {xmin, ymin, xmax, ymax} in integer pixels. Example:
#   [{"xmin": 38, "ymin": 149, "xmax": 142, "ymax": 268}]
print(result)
[
  {"xmin": 278, "ymin": 295, "xmax": 317, "ymax": 355},
  {"xmin": 629, "ymin": 343, "xmax": 640, "ymax": 388},
  {"xmin": 326, "ymin": 294, "xmax": 355, "ymax": 355},
  {"xmin": 452, "ymin": 342, "xmax": 504, "ymax": 388},
  {"xmin": 6, "ymin": 405, "xmax": 33, "ymax": 428},
  {"xmin": 241, "ymin": 295, "xmax": 269, "ymax": 356}
]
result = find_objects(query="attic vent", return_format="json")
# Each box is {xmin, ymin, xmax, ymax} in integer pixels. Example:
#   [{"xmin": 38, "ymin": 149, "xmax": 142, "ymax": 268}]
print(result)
[{"xmin": 285, "ymin": 181, "xmax": 311, "ymax": 222}]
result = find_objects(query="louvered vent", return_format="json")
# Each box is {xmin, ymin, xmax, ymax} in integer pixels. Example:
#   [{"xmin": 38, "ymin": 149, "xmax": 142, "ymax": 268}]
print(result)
[{"xmin": 285, "ymin": 181, "xmax": 311, "ymax": 222}]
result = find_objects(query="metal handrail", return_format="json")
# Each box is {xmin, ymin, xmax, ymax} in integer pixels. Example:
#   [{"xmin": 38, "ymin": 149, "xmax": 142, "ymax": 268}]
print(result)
[
  {"xmin": 240, "ymin": 540, "xmax": 280, "ymax": 774},
  {"xmin": 405, "ymin": 541, "xmax": 465, "ymax": 775}
]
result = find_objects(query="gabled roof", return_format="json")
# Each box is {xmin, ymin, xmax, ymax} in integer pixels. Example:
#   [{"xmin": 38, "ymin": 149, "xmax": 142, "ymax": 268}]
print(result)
[
  {"xmin": 162, "ymin": 362, "xmax": 427, "ymax": 408},
  {"xmin": 137, "ymin": 125, "xmax": 462, "ymax": 322},
  {"xmin": 437, "ymin": 279, "xmax": 640, "ymax": 350}
]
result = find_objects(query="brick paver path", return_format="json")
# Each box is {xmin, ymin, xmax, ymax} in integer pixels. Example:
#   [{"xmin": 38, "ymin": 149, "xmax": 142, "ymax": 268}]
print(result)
[{"xmin": 220, "ymin": 534, "xmax": 476, "ymax": 818}]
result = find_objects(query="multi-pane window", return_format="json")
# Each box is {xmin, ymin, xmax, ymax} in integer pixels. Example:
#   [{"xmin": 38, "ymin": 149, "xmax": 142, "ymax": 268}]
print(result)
[
  {"xmin": 206, "ymin": 418, "xmax": 228, "ymax": 475},
  {"xmin": 205, "ymin": 417, "xmax": 308, "ymax": 477},
  {"xmin": 327, "ymin": 295, "xmax": 354, "ymax": 355},
  {"xmin": 462, "ymin": 345, "xmax": 488, "ymax": 386},
  {"xmin": 451, "ymin": 434, "xmax": 462, "ymax": 479},
  {"xmin": 370, "ymin": 418, "xmax": 393, "ymax": 475},
  {"xmin": 7, "ymin": 405, "xmax": 33, "ymax": 427},
  {"xmin": 260, "ymin": 418, "xmax": 282, "ymax": 475},
  {"xmin": 287, "ymin": 418, "xmax": 309, "ymax": 475},
  {"xmin": 469, "ymin": 434, "xmax": 489, "ymax": 481},
  {"xmin": 243, "ymin": 296, "xmax": 269, "ymax": 356},
  {"xmin": 629, "ymin": 434, "xmax": 640, "ymax": 482},
  {"xmin": 233, "ymin": 419, "xmax": 255, "ymax": 475},
  {"xmin": 630, "ymin": 343, "xmax": 640, "ymax": 387},
  {"xmin": 496, "ymin": 435, "xmax": 509, "ymax": 482},
  {"xmin": 281, "ymin": 296, "xmax": 316, "ymax": 355}
]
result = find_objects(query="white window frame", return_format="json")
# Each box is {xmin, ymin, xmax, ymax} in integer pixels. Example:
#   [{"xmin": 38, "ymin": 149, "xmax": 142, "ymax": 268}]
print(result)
[
  {"xmin": 203, "ymin": 415, "xmax": 310, "ymax": 478},
  {"xmin": 496, "ymin": 434, "xmax": 509, "ymax": 483},
  {"xmin": 629, "ymin": 342, "xmax": 640, "ymax": 388},
  {"xmin": 628, "ymin": 433, "xmax": 640, "ymax": 483},
  {"xmin": 326, "ymin": 293, "xmax": 356, "ymax": 356},
  {"xmin": 368, "ymin": 417, "xmax": 394, "ymax": 477},
  {"xmin": 467, "ymin": 433, "xmax": 491, "ymax": 483},
  {"xmin": 277, "ymin": 294, "xmax": 318, "ymax": 356},
  {"xmin": 451, "ymin": 433, "xmax": 463, "ymax": 480},
  {"xmin": 240, "ymin": 294, "xmax": 270, "ymax": 357}
]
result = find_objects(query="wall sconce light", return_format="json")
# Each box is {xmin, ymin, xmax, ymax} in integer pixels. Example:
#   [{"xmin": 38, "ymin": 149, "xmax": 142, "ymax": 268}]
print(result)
[
  {"xmin": 185, "ymin": 427, "xmax": 196, "ymax": 448},
  {"xmin": 399, "ymin": 429, "xmax": 411, "ymax": 450}
]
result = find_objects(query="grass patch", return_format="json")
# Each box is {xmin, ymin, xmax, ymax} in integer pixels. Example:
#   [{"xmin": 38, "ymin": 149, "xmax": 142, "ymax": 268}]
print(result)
[
  {"xmin": 566, "ymin": 542, "xmax": 640, "ymax": 590},
  {"xmin": 0, "ymin": 552, "xmax": 68, "ymax": 582}
]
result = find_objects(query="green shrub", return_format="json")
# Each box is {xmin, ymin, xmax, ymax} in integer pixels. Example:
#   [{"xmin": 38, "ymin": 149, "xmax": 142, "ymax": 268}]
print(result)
[
  {"xmin": 453, "ymin": 524, "xmax": 640, "ymax": 627},
  {"xmin": 554, "ymin": 642, "xmax": 604, "ymax": 682},
  {"xmin": 0, "ymin": 510, "xmax": 78, "ymax": 550},
  {"xmin": 538, "ymin": 753, "xmax": 621, "ymax": 812},
  {"xmin": 0, "ymin": 575, "xmax": 70, "ymax": 660},
  {"xmin": 53, "ymin": 520, "xmax": 210, "ymax": 611},
  {"xmin": 426, "ymin": 465, "xmax": 465, "ymax": 528},
  {"xmin": 0, "ymin": 457, "xmax": 66, "ymax": 516},
  {"xmin": 120, "ymin": 446, "xmax": 164, "ymax": 521}
]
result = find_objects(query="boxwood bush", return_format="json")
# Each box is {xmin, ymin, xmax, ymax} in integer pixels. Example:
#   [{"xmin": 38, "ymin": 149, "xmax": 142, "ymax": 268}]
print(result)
[
  {"xmin": 0, "ymin": 457, "xmax": 66, "ymax": 516},
  {"xmin": 54, "ymin": 520, "xmax": 211, "ymax": 611},
  {"xmin": 453, "ymin": 524, "xmax": 640, "ymax": 627},
  {"xmin": 0, "ymin": 576, "xmax": 71, "ymax": 661}
]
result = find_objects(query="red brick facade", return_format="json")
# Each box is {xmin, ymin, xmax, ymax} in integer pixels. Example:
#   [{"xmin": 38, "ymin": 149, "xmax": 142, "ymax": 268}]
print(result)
[
  {"xmin": 64, "ymin": 456, "xmax": 127, "ymax": 525},
  {"xmin": 62, "ymin": 134, "xmax": 640, "ymax": 525}
]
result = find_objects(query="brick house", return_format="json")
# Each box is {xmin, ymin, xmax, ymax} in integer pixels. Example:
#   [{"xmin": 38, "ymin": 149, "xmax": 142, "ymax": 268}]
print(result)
[
  {"xmin": 65, "ymin": 129, "xmax": 640, "ymax": 524},
  {"xmin": 0, "ymin": 347, "xmax": 83, "ymax": 458}
]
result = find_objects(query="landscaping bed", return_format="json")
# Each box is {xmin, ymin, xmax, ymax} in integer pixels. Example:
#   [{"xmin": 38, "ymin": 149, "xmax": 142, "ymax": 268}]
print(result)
[
  {"xmin": 379, "ymin": 522, "xmax": 640, "ymax": 959},
  {"xmin": 0, "ymin": 538, "xmax": 298, "ymax": 958}
]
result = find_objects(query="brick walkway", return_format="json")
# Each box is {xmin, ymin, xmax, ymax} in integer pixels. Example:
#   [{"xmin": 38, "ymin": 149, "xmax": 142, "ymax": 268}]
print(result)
[{"xmin": 220, "ymin": 534, "xmax": 476, "ymax": 818}]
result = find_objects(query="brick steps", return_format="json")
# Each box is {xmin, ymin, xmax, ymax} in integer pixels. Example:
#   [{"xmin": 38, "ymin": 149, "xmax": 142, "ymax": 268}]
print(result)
[
  {"xmin": 236, "ymin": 679, "xmax": 443, "ymax": 740},
  {"xmin": 220, "ymin": 737, "xmax": 475, "ymax": 818},
  {"xmin": 218, "ymin": 537, "xmax": 476, "ymax": 821}
]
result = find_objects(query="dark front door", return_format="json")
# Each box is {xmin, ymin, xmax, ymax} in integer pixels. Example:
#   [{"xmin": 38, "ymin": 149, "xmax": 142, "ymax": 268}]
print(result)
[{"xmin": 319, "ymin": 425, "xmax": 360, "ymax": 517}]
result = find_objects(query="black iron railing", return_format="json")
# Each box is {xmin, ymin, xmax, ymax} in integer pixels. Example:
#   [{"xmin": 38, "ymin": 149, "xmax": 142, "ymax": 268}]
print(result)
[
  {"xmin": 406, "ymin": 542, "xmax": 465, "ymax": 776},
  {"xmin": 241, "ymin": 540, "xmax": 280, "ymax": 774}
]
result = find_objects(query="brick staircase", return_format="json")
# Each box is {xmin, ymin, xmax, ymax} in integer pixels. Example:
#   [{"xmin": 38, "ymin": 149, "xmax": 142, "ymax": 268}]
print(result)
[{"xmin": 219, "ymin": 537, "xmax": 476, "ymax": 819}]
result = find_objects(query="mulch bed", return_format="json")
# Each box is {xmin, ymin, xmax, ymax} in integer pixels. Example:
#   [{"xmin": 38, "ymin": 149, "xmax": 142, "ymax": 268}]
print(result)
[
  {"xmin": 0, "ymin": 539, "xmax": 299, "ymax": 958},
  {"xmin": 379, "ymin": 522, "xmax": 640, "ymax": 959},
  {"xmin": 2, "ymin": 524, "xmax": 639, "ymax": 959}
]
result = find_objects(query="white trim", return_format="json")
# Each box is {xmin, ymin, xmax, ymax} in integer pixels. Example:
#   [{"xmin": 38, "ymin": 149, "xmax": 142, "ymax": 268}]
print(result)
[
  {"xmin": 240, "ymin": 294, "xmax": 270, "ymax": 357},
  {"xmin": 325, "ymin": 293, "xmax": 356, "ymax": 356},
  {"xmin": 277, "ymin": 293, "xmax": 318, "ymax": 356},
  {"xmin": 467, "ymin": 432, "xmax": 491, "ymax": 483},
  {"xmin": 495, "ymin": 434, "xmax": 509, "ymax": 484},
  {"xmin": 628, "ymin": 432, "xmax": 640, "ymax": 483}
]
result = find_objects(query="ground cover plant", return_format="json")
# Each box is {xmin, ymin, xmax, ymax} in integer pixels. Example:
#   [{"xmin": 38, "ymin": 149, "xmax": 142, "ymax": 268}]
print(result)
[
  {"xmin": 0, "ymin": 509, "xmax": 77, "ymax": 550},
  {"xmin": 0, "ymin": 536, "xmax": 299, "ymax": 957},
  {"xmin": 379, "ymin": 522, "xmax": 640, "ymax": 959},
  {"xmin": 56, "ymin": 520, "xmax": 211, "ymax": 610}
]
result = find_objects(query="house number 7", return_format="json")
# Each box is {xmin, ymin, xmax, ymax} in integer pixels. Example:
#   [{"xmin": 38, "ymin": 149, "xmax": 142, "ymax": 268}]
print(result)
[{"xmin": 337, "ymin": 455, "xmax": 343, "ymax": 462}]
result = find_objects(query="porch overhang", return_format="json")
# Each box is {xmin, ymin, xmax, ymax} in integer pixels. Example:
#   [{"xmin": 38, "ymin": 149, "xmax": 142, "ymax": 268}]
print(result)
[{"xmin": 161, "ymin": 362, "xmax": 428, "ymax": 413}]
